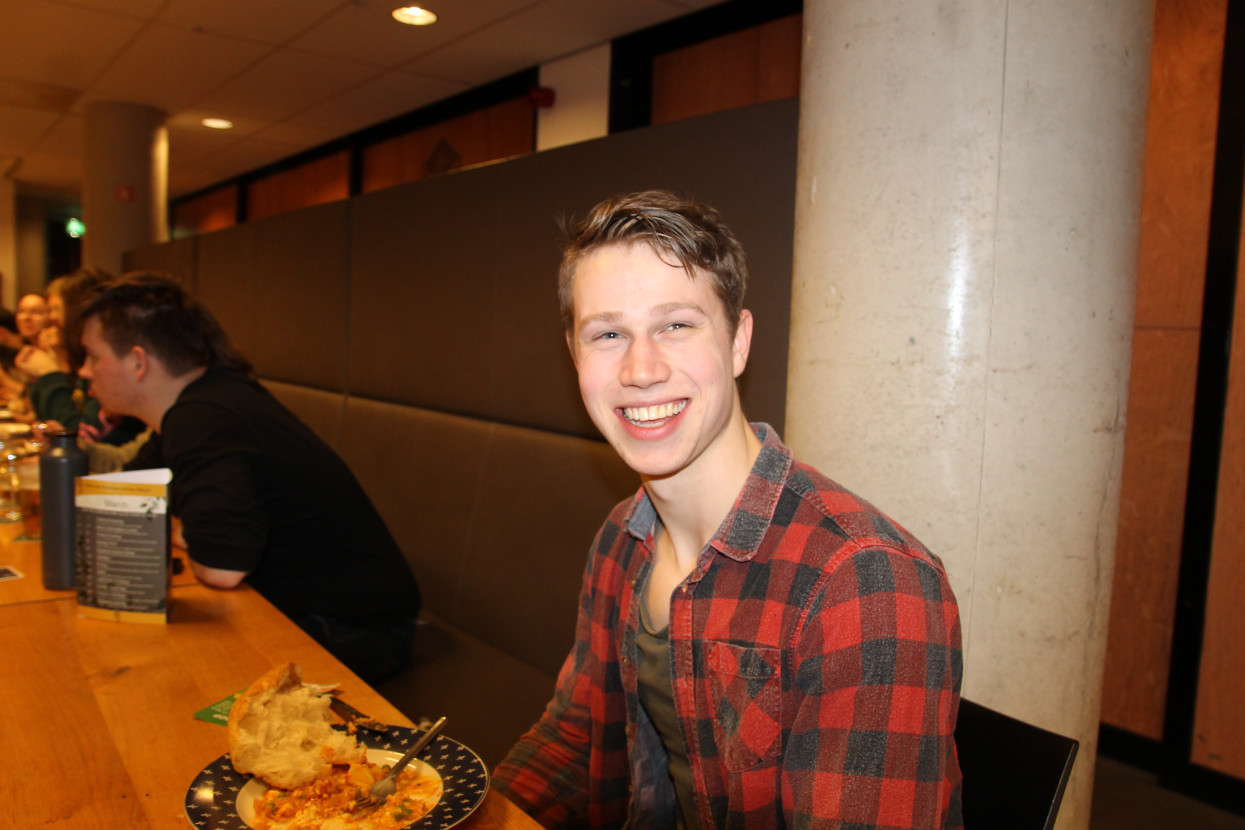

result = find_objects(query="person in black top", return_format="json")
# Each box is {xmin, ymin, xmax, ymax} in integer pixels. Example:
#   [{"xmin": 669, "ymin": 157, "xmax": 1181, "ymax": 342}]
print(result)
[{"xmin": 75, "ymin": 273, "xmax": 421, "ymax": 684}]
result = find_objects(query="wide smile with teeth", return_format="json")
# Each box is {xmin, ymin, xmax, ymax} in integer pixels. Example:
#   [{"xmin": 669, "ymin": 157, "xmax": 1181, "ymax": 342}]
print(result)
[{"xmin": 622, "ymin": 400, "xmax": 687, "ymax": 426}]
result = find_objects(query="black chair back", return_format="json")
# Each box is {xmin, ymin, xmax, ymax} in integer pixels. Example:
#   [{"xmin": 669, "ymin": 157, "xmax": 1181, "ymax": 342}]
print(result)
[{"xmin": 955, "ymin": 698, "xmax": 1079, "ymax": 830}]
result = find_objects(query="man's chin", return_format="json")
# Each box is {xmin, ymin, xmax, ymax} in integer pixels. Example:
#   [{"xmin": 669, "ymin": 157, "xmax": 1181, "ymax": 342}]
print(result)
[{"xmin": 611, "ymin": 443, "xmax": 691, "ymax": 482}]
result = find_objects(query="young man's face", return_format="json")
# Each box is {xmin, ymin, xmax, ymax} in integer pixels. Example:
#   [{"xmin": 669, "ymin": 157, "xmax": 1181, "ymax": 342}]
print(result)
[
  {"xmin": 78, "ymin": 317, "xmax": 138, "ymax": 416},
  {"xmin": 568, "ymin": 241, "xmax": 751, "ymax": 482}
]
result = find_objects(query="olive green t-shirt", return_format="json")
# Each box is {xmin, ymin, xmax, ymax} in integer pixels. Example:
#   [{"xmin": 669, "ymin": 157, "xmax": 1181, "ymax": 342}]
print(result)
[{"xmin": 636, "ymin": 604, "xmax": 698, "ymax": 830}]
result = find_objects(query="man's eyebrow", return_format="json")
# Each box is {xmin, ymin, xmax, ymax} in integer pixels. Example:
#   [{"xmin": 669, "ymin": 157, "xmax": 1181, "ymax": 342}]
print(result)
[
  {"xmin": 651, "ymin": 301, "xmax": 709, "ymax": 317},
  {"xmin": 575, "ymin": 310, "xmax": 623, "ymax": 331}
]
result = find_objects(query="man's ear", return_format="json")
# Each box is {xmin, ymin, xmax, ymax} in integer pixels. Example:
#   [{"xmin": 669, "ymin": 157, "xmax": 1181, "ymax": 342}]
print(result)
[
  {"xmin": 129, "ymin": 345, "xmax": 151, "ymax": 382},
  {"xmin": 732, "ymin": 309, "xmax": 754, "ymax": 379},
  {"xmin": 566, "ymin": 330, "xmax": 579, "ymax": 368}
]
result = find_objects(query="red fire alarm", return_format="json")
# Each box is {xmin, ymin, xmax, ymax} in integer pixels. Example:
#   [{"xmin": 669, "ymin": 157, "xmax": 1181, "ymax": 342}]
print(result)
[
  {"xmin": 527, "ymin": 85, "xmax": 556, "ymax": 109},
  {"xmin": 116, "ymin": 184, "xmax": 134, "ymax": 203}
]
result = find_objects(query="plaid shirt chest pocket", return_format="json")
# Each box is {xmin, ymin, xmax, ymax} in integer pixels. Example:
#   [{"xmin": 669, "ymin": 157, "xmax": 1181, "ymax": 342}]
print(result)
[{"xmin": 705, "ymin": 641, "xmax": 783, "ymax": 771}]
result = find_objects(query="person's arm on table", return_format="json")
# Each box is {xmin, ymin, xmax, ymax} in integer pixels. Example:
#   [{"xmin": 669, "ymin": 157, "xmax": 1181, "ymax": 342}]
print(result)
[
  {"xmin": 783, "ymin": 546, "xmax": 962, "ymax": 830},
  {"xmin": 190, "ymin": 559, "xmax": 249, "ymax": 588},
  {"xmin": 145, "ymin": 402, "xmax": 268, "ymax": 591},
  {"xmin": 86, "ymin": 427, "xmax": 152, "ymax": 474}
]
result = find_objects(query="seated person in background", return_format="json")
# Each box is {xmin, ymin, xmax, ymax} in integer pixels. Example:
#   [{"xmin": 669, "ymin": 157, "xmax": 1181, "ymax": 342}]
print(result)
[
  {"xmin": 493, "ymin": 191, "xmax": 963, "ymax": 829},
  {"xmin": 17, "ymin": 269, "xmax": 145, "ymax": 447},
  {"xmin": 14, "ymin": 292, "xmax": 49, "ymax": 347},
  {"xmin": 74, "ymin": 273, "xmax": 422, "ymax": 685},
  {"xmin": 0, "ymin": 309, "xmax": 25, "ymax": 401},
  {"xmin": 4, "ymin": 293, "xmax": 51, "ymax": 415}
]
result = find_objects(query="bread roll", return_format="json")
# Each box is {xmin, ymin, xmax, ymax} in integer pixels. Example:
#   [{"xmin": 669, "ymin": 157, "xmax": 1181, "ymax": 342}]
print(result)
[{"xmin": 227, "ymin": 662, "xmax": 366, "ymax": 789}]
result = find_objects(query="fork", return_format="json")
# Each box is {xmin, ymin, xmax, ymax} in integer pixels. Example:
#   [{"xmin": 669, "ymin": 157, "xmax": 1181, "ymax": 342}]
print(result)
[
  {"xmin": 368, "ymin": 716, "xmax": 447, "ymax": 803},
  {"xmin": 327, "ymin": 695, "xmax": 389, "ymax": 733}
]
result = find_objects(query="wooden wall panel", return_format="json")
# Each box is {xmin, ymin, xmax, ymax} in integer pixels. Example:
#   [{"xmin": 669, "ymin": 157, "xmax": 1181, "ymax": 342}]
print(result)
[
  {"xmin": 1101, "ymin": 328, "xmax": 1200, "ymax": 737},
  {"xmin": 1192, "ymin": 207, "xmax": 1245, "ymax": 778},
  {"xmin": 246, "ymin": 151, "xmax": 350, "ymax": 222},
  {"xmin": 651, "ymin": 14, "xmax": 801, "ymax": 126},
  {"xmin": 755, "ymin": 14, "xmax": 803, "ymax": 103},
  {"xmin": 171, "ymin": 184, "xmax": 237, "ymax": 239},
  {"xmin": 652, "ymin": 28, "xmax": 759, "ymax": 123},
  {"xmin": 361, "ymin": 97, "xmax": 534, "ymax": 194},
  {"xmin": 1101, "ymin": 0, "xmax": 1227, "ymax": 741},
  {"xmin": 1134, "ymin": 0, "xmax": 1226, "ymax": 329}
]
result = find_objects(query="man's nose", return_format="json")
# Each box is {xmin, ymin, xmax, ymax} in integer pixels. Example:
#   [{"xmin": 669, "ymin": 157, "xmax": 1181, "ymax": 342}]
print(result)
[{"xmin": 620, "ymin": 337, "xmax": 669, "ymax": 388}]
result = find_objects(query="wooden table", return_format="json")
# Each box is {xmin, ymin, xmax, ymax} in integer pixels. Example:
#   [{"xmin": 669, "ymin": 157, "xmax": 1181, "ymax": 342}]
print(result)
[{"xmin": 0, "ymin": 543, "xmax": 539, "ymax": 829}]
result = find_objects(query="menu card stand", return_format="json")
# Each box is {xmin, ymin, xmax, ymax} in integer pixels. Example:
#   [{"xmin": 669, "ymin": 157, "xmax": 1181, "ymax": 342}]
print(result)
[{"xmin": 75, "ymin": 468, "xmax": 172, "ymax": 624}]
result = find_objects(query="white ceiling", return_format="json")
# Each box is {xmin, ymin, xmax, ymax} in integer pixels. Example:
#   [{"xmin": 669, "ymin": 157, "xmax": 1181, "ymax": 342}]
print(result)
[{"xmin": 0, "ymin": 0, "xmax": 724, "ymax": 203}]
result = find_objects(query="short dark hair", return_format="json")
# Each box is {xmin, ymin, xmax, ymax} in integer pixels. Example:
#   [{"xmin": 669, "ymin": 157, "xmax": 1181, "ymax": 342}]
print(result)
[
  {"xmin": 75, "ymin": 272, "xmax": 252, "ymax": 376},
  {"xmin": 558, "ymin": 190, "xmax": 748, "ymax": 333}
]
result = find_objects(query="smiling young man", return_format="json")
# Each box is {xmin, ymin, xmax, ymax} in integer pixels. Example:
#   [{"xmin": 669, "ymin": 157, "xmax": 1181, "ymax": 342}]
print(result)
[{"xmin": 492, "ymin": 191, "xmax": 963, "ymax": 829}]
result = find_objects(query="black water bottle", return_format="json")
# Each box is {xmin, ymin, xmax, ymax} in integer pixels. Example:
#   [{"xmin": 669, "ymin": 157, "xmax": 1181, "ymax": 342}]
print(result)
[{"xmin": 41, "ymin": 430, "xmax": 88, "ymax": 590}]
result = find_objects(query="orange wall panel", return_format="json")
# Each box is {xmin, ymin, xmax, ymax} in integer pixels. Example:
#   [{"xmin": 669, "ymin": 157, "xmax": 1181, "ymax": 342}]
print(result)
[
  {"xmin": 652, "ymin": 14, "xmax": 801, "ymax": 126},
  {"xmin": 246, "ymin": 152, "xmax": 350, "ymax": 222},
  {"xmin": 1192, "ymin": 207, "xmax": 1245, "ymax": 778},
  {"xmin": 172, "ymin": 184, "xmax": 237, "ymax": 238},
  {"xmin": 1100, "ymin": 0, "xmax": 1228, "ymax": 741},
  {"xmin": 652, "ymin": 28, "xmax": 759, "ymax": 124},
  {"xmin": 1134, "ymin": 0, "xmax": 1226, "ymax": 330},
  {"xmin": 362, "ymin": 97, "xmax": 534, "ymax": 194},
  {"xmin": 756, "ymin": 14, "xmax": 802, "ymax": 103},
  {"xmin": 1102, "ymin": 327, "xmax": 1200, "ymax": 737}
]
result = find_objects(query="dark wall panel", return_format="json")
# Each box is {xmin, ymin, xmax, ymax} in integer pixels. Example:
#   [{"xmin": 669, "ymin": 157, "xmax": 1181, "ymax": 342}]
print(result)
[
  {"xmin": 251, "ymin": 201, "xmax": 351, "ymax": 391},
  {"xmin": 190, "ymin": 202, "xmax": 351, "ymax": 392},
  {"xmin": 122, "ymin": 236, "xmax": 199, "ymax": 292},
  {"xmin": 349, "ymin": 168, "xmax": 505, "ymax": 415},
  {"xmin": 195, "ymin": 222, "xmax": 258, "ymax": 363}
]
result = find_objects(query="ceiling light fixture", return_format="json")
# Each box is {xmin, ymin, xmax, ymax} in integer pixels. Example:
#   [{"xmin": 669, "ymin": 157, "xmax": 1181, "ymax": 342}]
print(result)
[
  {"xmin": 202, "ymin": 117, "xmax": 234, "ymax": 130},
  {"xmin": 392, "ymin": 6, "xmax": 437, "ymax": 25}
]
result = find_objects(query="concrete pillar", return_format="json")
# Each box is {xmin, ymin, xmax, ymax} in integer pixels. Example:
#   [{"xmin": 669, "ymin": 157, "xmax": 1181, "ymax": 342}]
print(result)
[
  {"xmin": 786, "ymin": 3, "xmax": 1152, "ymax": 828},
  {"xmin": 82, "ymin": 101, "xmax": 168, "ymax": 274}
]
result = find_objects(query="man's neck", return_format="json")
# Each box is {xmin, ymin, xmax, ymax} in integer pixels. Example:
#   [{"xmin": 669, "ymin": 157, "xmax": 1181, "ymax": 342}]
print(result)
[
  {"xmin": 643, "ymin": 413, "xmax": 762, "ymax": 570},
  {"xmin": 142, "ymin": 365, "xmax": 209, "ymax": 432}
]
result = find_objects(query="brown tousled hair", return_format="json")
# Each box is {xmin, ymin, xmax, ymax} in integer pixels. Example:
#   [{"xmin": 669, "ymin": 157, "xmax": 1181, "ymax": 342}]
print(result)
[{"xmin": 558, "ymin": 190, "xmax": 748, "ymax": 333}]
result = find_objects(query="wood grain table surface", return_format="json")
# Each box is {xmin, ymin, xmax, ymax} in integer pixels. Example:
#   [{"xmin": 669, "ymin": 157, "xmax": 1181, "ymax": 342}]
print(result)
[{"xmin": 0, "ymin": 538, "xmax": 537, "ymax": 830}]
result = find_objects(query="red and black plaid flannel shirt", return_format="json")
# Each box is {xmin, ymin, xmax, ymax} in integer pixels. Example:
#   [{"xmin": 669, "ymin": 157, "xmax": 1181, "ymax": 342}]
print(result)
[{"xmin": 494, "ymin": 425, "xmax": 963, "ymax": 829}]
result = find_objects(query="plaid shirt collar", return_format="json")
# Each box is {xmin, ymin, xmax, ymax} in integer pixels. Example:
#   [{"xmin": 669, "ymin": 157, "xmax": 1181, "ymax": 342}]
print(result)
[{"xmin": 620, "ymin": 422, "xmax": 794, "ymax": 563}]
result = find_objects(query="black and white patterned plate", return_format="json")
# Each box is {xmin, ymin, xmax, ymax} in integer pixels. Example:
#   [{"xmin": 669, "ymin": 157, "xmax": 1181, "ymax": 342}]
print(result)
[{"xmin": 184, "ymin": 725, "xmax": 488, "ymax": 829}]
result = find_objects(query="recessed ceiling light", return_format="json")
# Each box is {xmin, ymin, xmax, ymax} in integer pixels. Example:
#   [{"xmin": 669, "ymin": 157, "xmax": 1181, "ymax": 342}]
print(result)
[
  {"xmin": 392, "ymin": 6, "xmax": 437, "ymax": 25},
  {"xmin": 202, "ymin": 117, "xmax": 234, "ymax": 130}
]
